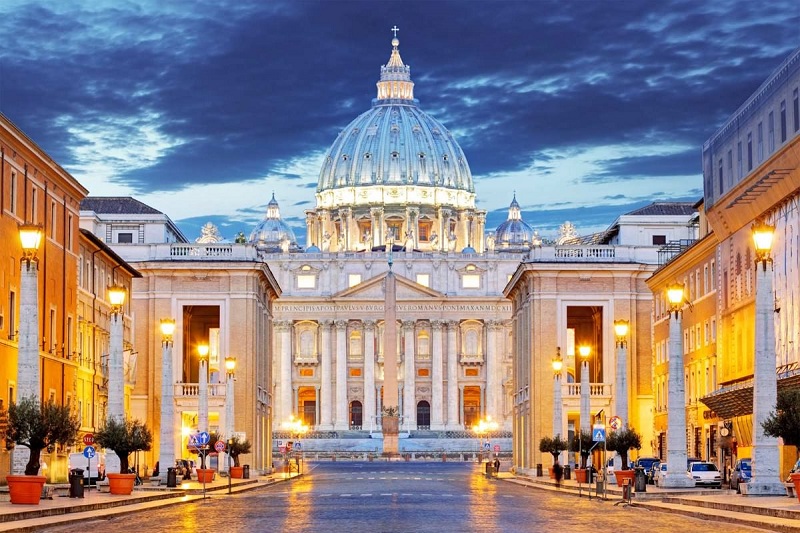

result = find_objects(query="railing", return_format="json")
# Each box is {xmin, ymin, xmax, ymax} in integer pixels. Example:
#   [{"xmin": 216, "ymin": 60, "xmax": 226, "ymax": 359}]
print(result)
[
  {"xmin": 564, "ymin": 382, "xmax": 612, "ymax": 398},
  {"xmin": 459, "ymin": 353, "xmax": 484, "ymax": 365},
  {"xmin": 529, "ymin": 245, "xmax": 660, "ymax": 264},
  {"xmin": 174, "ymin": 383, "xmax": 227, "ymax": 397}
]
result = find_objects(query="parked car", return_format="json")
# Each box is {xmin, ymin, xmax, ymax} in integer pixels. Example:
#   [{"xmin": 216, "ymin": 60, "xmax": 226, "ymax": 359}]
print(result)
[
  {"xmin": 635, "ymin": 457, "xmax": 660, "ymax": 484},
  {"xmin": 689, "ymin": 461, "xmax": 722, "ymax": 488},
  {"xmin": 730, "ymin": 458, "xmax": 752, "ymax": 493},
  {"xmin": 653, "ymin": 462, "xmax": 668, "ymax": 487}
]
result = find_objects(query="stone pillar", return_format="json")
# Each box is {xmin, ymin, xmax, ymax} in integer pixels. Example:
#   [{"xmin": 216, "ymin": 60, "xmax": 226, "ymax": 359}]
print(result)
[
  {"xmin": 363, "ymin": 321, "xmax": 376, "ymax": 431},
  {"xmin": 159, "ymin": 337, "xmax": 176, "ymax": 483},
  {"xmin": 748, "ymin": 263, "xmax": 785, "ymax": 494},
  {"xmin": 402, "ymin": 320, "xmax": 416, "ymax": 430},
  {"xmin": 17, "ymin": 259, "xmax": 40, "ymax": 400},
  {"xmin": 277, "ymin": 321, "xmax": 293, "ymax": 422},
  {"xmin": 580, "ymin": 357, "xmax": 590, "ymax": 434},
  {"xmin": 431, "ymin": 320, "xmax": 444, "ymax": 430},
  {"xmin": 553, "ymin": 369, "xmax": 563, "ymax": 465},
  {"xmin": 486, "ymin": 321, "xmax": 500, "ymax": 419},
  {"xmin": 446, "ymin": 320, "xmax": 459, "ymax": 428},
  {"xmin": 335, "ymin": 320, "xmax": 348, "ymax": 430},
  {"xmin": 663, "ymin": 308, "xmax": 695, "ymax": 488},
  {"xmin": 199, "ymin": 356, "xmax": 208, "ymax": 434},
  {"xmin": 319, "ymin": 320, "xmax": 333, "ymax": 429},
  {"xmin": 108, "ymin": 313, "xmax": 125, "ymax": 422}
]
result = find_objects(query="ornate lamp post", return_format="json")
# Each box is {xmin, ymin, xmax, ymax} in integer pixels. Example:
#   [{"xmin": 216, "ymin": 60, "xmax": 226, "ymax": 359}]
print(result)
[
  {"xmin": 552, "ymin": 348, "xmax": 564, "ymax": 466},
  {"xmin": 225, "ymin": 356, "xmax": 237, "ymax": 439},
  {"xmin": 284, "ymin": 415, "xmax": 309, "ymax": 475},
  {"xmin": 748, "ymin": 220, "xmax": 784, "ymax": 494},
  {"xmin": 472, "ymin": 416, "xmax": 498, "ymax": 462},
  {"xmin": 159, "ymin": 318, "xmax": 176, "ymax": 485},
  {"xmin": 613, "ymin": 320, "xmax": 629, "ymax": 472},
  {"xmin": 578, "ymin": 344, "xmax": 591, "ymax": 434},
  {"xmin": 663, "ymin": 283, "xmax": 694, "ymax": 488},
  {"xmin": 197, "ymin": 344, "xmax": 209, "ymax": 434},
  {"xmin": 17, "ymin": 223, "xmax": 43, "ymax": 400},
  {"xmin": 107, "ymin": 285, "xmax": 127, "ymax": 422}
]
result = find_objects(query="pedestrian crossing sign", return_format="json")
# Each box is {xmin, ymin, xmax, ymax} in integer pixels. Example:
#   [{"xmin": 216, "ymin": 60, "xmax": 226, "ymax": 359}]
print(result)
[{"xmin": 592, "ymin": 425, "xmax": 606, "ymax": 442}]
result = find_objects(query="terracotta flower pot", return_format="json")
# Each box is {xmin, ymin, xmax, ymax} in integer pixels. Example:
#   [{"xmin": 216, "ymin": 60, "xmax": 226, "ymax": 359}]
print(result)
[
  {"xmin": 196, "ymin": 468, "xmax": 215, "ymax": 483},
  {"xmin": 107, "ymin": 473, "xmax": 137, "ymax": 495},
  {"xmin": 790, "ymin": 472, "xmax": 800, "ymax": 503},
  {"xmin": 615, "ymin": 468, "xmax": 635, "ymax": 488},
  {"xmin": 230, "ymin": 466, "xmax": 244, "ymax": 479},
  {"xmin": 6, "ymin": 475, "xmax": 46, "ymax": 505}
]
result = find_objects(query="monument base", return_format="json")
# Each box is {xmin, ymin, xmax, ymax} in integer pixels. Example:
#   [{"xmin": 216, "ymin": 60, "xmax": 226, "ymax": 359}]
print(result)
[
  {"xmin": 382, "ymin": 434, "xmax": 399, "ymax": 455},
  {"xmin": 742, "ymin": 479, "xmax": 786, "ymax": 496},
  {"xmin": 661, "ymin": 474, "xmax": 696, "ymax": 488}
]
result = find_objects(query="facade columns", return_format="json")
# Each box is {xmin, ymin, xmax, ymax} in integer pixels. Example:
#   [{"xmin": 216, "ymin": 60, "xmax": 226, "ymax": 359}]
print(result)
[
  {"xmin": 431, "ymin": 320, "xmax": 444, "ymax": 429},
  {"xmin": 335, "ymin": 320, "xmax": 348, "ymax": 430},
  {"xmin": 363, "ymin": 321, "xmax": 377, "ymax": 431},
  {"xmin": 446, "ymin": 320, "xmax": 459, "ymax": 428},
  {"xmin": 402, "ymin": 320, "xmax": 416, "ymax": 429},
  {"xmin": 486, "ymin": 321, "xmax": 500, "ymax": 419},
  {"xmin": 319, "ymin": 320, "xmax": 333, "ymax": 429},
  {"xmin": 277, "ymin": 321, "xmax": 292, "ymax": 422}
]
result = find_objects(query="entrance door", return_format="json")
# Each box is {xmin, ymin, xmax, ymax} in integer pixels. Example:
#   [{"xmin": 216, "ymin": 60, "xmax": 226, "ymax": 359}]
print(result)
[
  {"xmin": 417, "ymin": 401, "xmax": 430, "ymax": 429},
  {"xmin": 350, "ymin": 401, "xmax": 363, "ymax": 429}
]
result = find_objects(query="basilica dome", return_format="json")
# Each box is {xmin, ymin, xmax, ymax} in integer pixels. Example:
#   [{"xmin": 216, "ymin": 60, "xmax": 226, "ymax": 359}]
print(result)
[
  {"xmin": 494, "ymin": 195, "xmax": 538, "ymax": 252},
  {"xmin": 249, "ymin": 194, "xmax": 301, "ymax": 252},
  {"xmin": 315, "ymin": 37, "xmax": 475, "ymax": 211}
]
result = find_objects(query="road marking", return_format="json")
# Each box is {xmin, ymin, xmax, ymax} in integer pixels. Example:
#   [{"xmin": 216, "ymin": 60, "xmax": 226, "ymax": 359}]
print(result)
[
  {"xmin": 380, "ymin": 493, "xmax": 392, "ymax": 496},
  {"xmin": 360, "ymin": 493, "xmax": 372, "ymax": 496},
  {"xmin": 400, "ymin": 493, "xmax": 412, "ymax": 496}
]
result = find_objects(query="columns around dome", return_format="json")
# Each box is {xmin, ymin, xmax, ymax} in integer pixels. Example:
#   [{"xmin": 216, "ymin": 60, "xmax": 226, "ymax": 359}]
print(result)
[{"xmin": 304, "ymin": 203, "xmax": 486, "ymax": 253}]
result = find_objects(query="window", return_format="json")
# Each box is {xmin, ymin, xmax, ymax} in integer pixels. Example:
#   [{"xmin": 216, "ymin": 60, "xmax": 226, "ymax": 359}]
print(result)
[
  {"xmin": 737, "ymin": 141, "xmax": 743, "ymax": 178},
  {"xmin": 711, "ymin": 317, "xmax": 717, "ymax": 341},
  {"xmin": 49, "ymin": 308, "xmax": 56, "ymax": 353},
  {"xmin": 726, "ymin": 149, "xmax": 733, "ymax": 186},
  {"xmin": 462, "ymin": 265, "xmax": 480, "ymax": 289},
  {"xmin": 50, "ymin": 202, "xmax": 57, "ymax": 238},
  {"xmin": 769, "ymin": 111, "xmax": 775, "ymax": 152},
  {"xmin": 349, "ymin": 368, "xmax": 362, "ymax": 377},
  {"xmin": 703, "ymin": 265, "xmax": 709, "ymax": 295},
  {"xmin": 416, "ymin": 274, "xmax": 430, "ymax": 287},
  {"xmin": 465, "ymin": 368, "xmax": 479, "ymax": 377},
  {"xmin": 32, "ymin": 188, "xmax": 38, "ymax": 223},
  {"xmin": 718, "ymin": 159, "xmax": 723, "ymax": 194},
  {"xmin": 348, "ymin": 274, "xmax": 362, "ymax": 287},
  {"xmin": 757, "ymin": 122, "xmax": 763, "ymax": 162},
  {"xmin": 747, "ymin": 132, "xmax": 753, "ymax": 171},
  {"xmin": 781, "ymin": 100, "xmax": 787, "ymax": 142},
  {"xmin": 794, "ymin": 89, "xmax": 799, "ymax": 133},
  {"xmin": 417, "ymin": 368, "xmax": 430, "ymax": 377},
  {"xmin": 297, "ymin": 265, "xmax": 316, "ymax": 289},
  {"xmin": 67, "ymin": 214, "xmax": 73, "ymax": 250},
  {"xmin": 652, "ymin": 235, "xmax": 667, "ymax": 245},
  {"xmin": 710, "ymin": 260, "xmax": 716, "ymax": 290},
  {"xmin": 704, "ymin": 320, "xmax": 710, "ymax": 345},
  {"xmin": 299, "ymin": 368, "xmax": 314, "ymax": 377},
  {"xmin": 9, "ymin": 172, "xmax": 17, "ymax": 214},
  {"xmin": 117, "ymin": 232, "xmax": 133, "ymax": 244},
  {"xmin": 8, "ymin": 291, "xmax": 15, "ymax": 340}
]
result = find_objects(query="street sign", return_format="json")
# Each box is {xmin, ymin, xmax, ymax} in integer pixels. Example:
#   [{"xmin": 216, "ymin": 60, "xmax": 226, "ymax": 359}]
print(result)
[
  {"xmin": 294, "ymin": 442, "xmax": 302, "ymax": 451},
  {"xmin": 83, "ymin": 433, "xmax": 94, "ymax": 446},
  {"xmin": 83, "ymin": 445, "xmax": 96, "ymax": 459},
  {"xmin": 483, "ymin": 442, "xmax": 491, "ymax": 451},
  {"xmin": 198, "ymin": 431, "xmax": 210, "ymax": 445},
  {"xmin": 493, "ymin": 445, "xmax": 500, "ymax": 453},
  {"xmin": 214, "ymin": 440, "xmax": 226, "ymax": 453},
  {"xmin": 279, "ymin": 445, "xmax": 287, "ymax": 454},
  {"xmin": 609, "ymin": 416, "xmax": 622, "ymax": 431},
  {"xmin": 592, "ymin": 424, "xmax": 606, "ymax": 442}
]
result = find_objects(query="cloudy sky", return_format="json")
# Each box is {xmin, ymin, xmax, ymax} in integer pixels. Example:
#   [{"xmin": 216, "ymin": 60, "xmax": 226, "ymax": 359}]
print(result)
[{"xmin": 0, "ymin": 0, "xmax": 798, "ymax": 243}]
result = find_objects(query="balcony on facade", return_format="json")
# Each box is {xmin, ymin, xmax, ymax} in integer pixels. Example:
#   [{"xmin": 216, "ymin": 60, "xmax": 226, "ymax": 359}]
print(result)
[
  {"xmin": 561, "ymin": 382, "xmax": 613, "ymax": 411},
  {"xmin": 527, "ymin": 245, "xmax": 660, "ymax": 264}
]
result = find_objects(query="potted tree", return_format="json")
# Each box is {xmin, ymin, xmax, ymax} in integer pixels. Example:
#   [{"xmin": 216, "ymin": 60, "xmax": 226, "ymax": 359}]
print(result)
[
  {"xmin": 570, "ymin": 430, "xmax": 594, "ymax": 483},
  {"xmin": 606, "ymin": 427, "xmax": 642, "ymax": 487},
  {"xmin": 4, "ymin": 396, "xmax": 80, "ymax": 504},
  {"xmin": 93, "ymin": 417, "xmax": 152, "ymax": 495},
  {"xmin": 539, "ymin": 435, "xmax": 568, "ymax": 478},
  {"xmin": 227, "ymin": 435, "xmax": 251, "ymax": 478},
  {"xmin": 192, "ymin": 431, "xmax": 220, "ymax": 483},
  {"xmin": 763, "ymin": 388, "xmax": 800, "ymax": 502}
]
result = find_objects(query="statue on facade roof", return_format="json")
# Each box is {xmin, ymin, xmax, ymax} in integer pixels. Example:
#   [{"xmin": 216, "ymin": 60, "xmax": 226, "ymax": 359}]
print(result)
[
  {"xmin": 556, "ymin": 221, "xmax": 578, "ymax": 245},
  {"xmin": 196, "ymin": 222, "xmax": 224, "ymax": 243}
]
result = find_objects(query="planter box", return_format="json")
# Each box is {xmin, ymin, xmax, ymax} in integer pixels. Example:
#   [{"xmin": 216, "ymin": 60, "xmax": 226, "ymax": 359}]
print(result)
[
  {"xmin": 107, "ymin": 473, "xmax": 136, "ymax": 495},
  {"xmin": 6, "ymin": 475, "xmax": 47, "ymax": 505},
  {"xmin": 615, "ymin": 469, "xmax": 635, "ymax": 488}
]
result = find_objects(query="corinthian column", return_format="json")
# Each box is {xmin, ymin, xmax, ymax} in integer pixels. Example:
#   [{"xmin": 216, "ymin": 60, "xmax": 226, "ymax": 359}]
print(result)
[
  {"xmin": 402, "ymin": 320, "xmax": 416, "ymax": 430},
  {"xmin": 277, "ymin": 321, "xmax": 293, "ymax": 423},
  {"xmin": 431, "ymin": 320, "xmax": 444, "ymax": 430},
  {"xmin": 335, "ymin": 320, "xmax": 349, "ymax": 430},
  {"xmin": 446, "ymin": 320, "xmax": 459, "ymax": 428},
  {"xmin": 486, "ymin": 321, "xmax": 499, "ymax": 419},
  {"xmin": 319, "ymin": 320, "xmax": 333, "ymax": 429},
  {"xmin": 363, "ymin": 321, "xmax": 376, "ymax": 430}
]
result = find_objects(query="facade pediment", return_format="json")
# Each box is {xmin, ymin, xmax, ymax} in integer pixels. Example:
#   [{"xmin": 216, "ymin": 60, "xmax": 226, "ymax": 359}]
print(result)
[{"xmin": 333, "ymin": 272, "xmax": 444, "ymax": 300}]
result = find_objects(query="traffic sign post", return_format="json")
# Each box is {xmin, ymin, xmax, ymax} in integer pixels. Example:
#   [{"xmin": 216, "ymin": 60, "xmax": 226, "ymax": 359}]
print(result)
[
  {"xmin": 83, "ymin": 446, "xmax": 96, "ymax": 491},
  {"xmin": 592, "ymin": 424, "xmax": 606, "ymax": 442},
  {"xmin": 609, "ymin": 416, "xmax": 622, "ymax": 431},
  {"xmin": 83, "ymin": 433, "xmax": 94, "ymax": 446}
]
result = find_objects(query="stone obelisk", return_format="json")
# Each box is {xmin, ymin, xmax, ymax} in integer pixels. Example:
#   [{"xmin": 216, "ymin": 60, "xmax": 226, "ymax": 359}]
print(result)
[{"xmin": 382, "ymin": 246, "xmax": 400, "ymax": 455}]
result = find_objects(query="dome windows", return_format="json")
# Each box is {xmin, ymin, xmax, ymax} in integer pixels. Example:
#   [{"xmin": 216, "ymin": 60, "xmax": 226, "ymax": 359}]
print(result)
[
  {"xmin": 391, "ymin": 151, "xmax": 399, "ymax": 159},
  {"xmin": 364, "ymin": 153, "xmax": 372, "ymax": 160},
  {"xmin": 342, "ymin": 154, "xmax": 349, "ymax": 161},
  {"xmin": 442, "ymin": 154, "xmax": 449, "ymax": 162},
  {"xmin": 418, "ymin": 153, "xmax": 425, "ymax": 159}
]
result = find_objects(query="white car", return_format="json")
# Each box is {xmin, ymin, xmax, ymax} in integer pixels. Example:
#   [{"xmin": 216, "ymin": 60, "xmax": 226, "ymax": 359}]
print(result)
[
  {"xmin": 688, "ymin": 461, "xmax": 722, "ymax": 488},
  {"xmin": 654, "ymin": 462, "xmax": 668, "ymax": 487}
]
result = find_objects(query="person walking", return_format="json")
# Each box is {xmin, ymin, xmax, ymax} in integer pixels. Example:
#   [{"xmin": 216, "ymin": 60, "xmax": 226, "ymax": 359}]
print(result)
[{"xmin": 553, "ymin": 461, "xmax": 564, "ymax": 486}]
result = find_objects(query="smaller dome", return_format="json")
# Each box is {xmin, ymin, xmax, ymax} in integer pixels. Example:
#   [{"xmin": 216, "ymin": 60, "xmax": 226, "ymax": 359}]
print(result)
[
  {"xmin": 494, "ymin": 194, "xmax": 536, "ymax": 252},
  {"xmin": 305, "ymin": 244, "xmax": 321, "ymax": 253},
  {"xmin": 461, "ymin": 245, "xmax": 477, "ymax": 254},
  {"xmin": 249, "ymin": 194, "xmax": 301, "ymax": 252}
]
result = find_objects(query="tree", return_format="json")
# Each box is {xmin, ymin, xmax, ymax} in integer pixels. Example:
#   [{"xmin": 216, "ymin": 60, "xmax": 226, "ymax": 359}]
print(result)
[
  {"xmin": 539, "ymin": 435, "xmax": 568, "ymax": 464},
  {"xmin": 227, "ymin": 435, "xmax": 252, "ymax": 467},
  {"xmin": 763, "ymin": 388, "xmax": 800, "ymax": 454},
  {"xmin": 605, "ymin": 427, "xmax": 642, "ymax": 470},
  {"xmin": 93, "ymin": 417, "xmax": 153, "ymax": 473},
  {"xmin": 5, "ymin": 396, "xmax": 80, "ymax": 476},
  {"xmin": 570, "ymin": 429, "xmax": 594, "ymax": 469}
]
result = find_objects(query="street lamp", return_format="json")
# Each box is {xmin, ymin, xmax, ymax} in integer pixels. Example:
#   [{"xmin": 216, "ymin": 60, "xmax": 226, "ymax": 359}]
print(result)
[
  {"xmin": 107, "ymin": 285, "xmax": 127, "ymax": 422},
  {"xmin": 472, "ymin": 416, "xmax": 498, "ymax": 462},
  {"xmin": 284, "ymin": 415, "xmax": 309, "ymax": 475},
  {"xmin": 578, "ymin": 344, "xmax": 591, "ymax": 434},
  {"xmin": 552, "ymin": 347, "xmax": 564, "ymax": 466},
  {"xmin": 749, "ymin": 220, "xmax": 784, "ymax": 494},
  {"xmin": 197, "ymin": 344, "xmax": 209, "ymax": 434},
  {"xmin": 17, "ymin": 223, "xmax": 43, "ymax": 400},
  {"xmin": 159, "ymin": 318, "xmax": 176, "ymax": 486},
  {"xmin": 225, "ymin": 356, "xmax": 236, "ymax": 441},
  {"xmin": 613, "ymin": 320, "xmax": 629, "ymax": 473},
  {"xmin": 662, "ymin": 283, "xmax": 694, "ymax": 488}
]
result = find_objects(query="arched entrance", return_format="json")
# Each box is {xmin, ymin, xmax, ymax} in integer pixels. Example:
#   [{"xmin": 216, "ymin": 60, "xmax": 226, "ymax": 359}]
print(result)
[
  {"xmin": 417, "ymin": 401, "xmax": 430, "ymax": 429},
  {"xmin": 350, "ymin": 400, "xmax": 363, "ymax": 429}
]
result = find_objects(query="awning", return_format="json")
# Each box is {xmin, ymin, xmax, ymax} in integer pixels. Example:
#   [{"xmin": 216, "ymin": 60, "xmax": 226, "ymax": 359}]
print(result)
[{"xmin": 700, "ymin": 364, "xmax": 800, "ymax": 420}]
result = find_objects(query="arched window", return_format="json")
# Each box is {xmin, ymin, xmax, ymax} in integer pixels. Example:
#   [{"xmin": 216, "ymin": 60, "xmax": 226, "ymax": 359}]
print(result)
[
  {"xmin": 350, "ymin": 401, "xmax": 363, "ymax": 429},
  {"xmin": 417, "ymin": 401, "xmax": 430, "ymax": 429}
]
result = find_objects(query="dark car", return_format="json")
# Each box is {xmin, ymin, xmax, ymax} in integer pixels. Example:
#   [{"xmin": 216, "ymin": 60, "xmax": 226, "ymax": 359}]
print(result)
[
  {"xmin": 730, "ymin": 458, "xmax": 751, "ymax": 493},
  {"xmin": 635, "ymin": 457, "xmax": 660, "ymax": 484}
]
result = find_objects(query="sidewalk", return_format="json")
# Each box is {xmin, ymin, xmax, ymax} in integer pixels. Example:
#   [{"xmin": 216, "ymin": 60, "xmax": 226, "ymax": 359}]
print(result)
[
  {"xmin": 0, "ymin": 471, "xmax": 299, "ymax": 532},
  {"xmin": 498, "ymin": 472, "xmax": 800, "ymax": 532}
]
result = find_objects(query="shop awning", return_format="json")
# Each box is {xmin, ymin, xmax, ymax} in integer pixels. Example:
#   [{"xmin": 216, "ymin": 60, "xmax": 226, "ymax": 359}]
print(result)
[{"xmin": 700, "ymin": 364, "xmax": 800, "ymax": 420}]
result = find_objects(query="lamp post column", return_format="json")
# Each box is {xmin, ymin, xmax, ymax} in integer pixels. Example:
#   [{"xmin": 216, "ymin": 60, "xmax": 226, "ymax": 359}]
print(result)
[
  {"xmin": 159, "ymin": 318, "xmax": 176, "ymax": 485},
  {"xmin": 107, "ymin": 286, "xmax": 127, "ymax": 422},
  {"xmin": 613, "ymin": 320, "xmax": 629, "ymax": 472},
  {"xmin": 17, "ymin": 224, "xmax": 43, "ymax": 400},
  {"xmin": 579, "ymin": 346, "xmax": 591, "ymax": 434},
  {"xmin": 663, "ymin": 285, "xmax": 694, "ymax": 488},
  {"xmin": 552, "ymin": 348, "xmax": 564, "ymax": 466},
  {"xmin": 749, "ymin": 221, "xmax": 784, "ymax": 494},
  {"xmin": 198, "ymin": 345, "xmax": 209, "ymax": 434}
]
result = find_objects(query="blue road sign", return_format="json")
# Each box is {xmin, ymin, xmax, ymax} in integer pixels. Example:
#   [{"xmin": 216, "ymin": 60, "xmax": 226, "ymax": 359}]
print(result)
[
  {"xmin": 198, "ymin": 431, "xmax": 210, "ymax": 445},
  {"xmin": 592, "ymin": 427, "xmax": 606, "ymax": 442},
  {"xmin": 83, "ymin": 445, "xmax": 96, "ymax": 459},
  {"xmin": 294, "ymin": 442, "xmax": 302, "ymax": 451}
]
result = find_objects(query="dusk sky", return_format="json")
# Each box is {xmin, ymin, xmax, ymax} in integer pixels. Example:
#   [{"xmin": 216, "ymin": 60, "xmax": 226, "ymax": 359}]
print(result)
[{"xmin": 1, "ymin": 1, "xmax": 798, "ymax": 242}]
